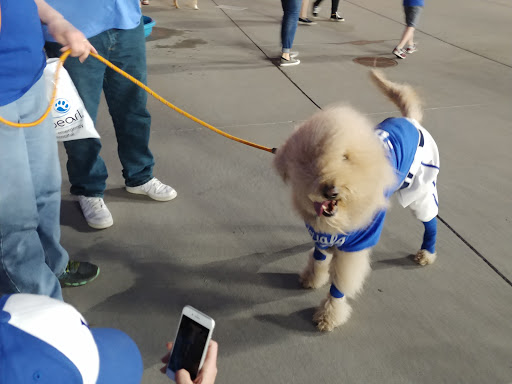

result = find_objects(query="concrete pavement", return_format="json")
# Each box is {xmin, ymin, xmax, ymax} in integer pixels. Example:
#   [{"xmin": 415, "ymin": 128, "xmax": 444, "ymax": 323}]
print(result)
[{"xmin": 59, "ymin": 0, "xmax": 512, "ymax": 383}]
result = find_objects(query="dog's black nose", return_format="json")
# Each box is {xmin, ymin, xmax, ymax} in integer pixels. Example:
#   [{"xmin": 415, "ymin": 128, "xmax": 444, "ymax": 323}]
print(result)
[{"xmin": 322, "ymin": 185, "xmax": 338, "ymax": 199}]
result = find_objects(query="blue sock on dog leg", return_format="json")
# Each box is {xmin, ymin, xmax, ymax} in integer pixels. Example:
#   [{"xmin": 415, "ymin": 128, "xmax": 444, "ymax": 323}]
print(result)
[
  {"xmin": 330, "ymin": 284, "xmax": 345, "ymax": 299},
  {"xmin": 421, "ymin": 218, "xmax": 437, "ymax": 254},
  {"xmin": 313, "ymin": 248, "xmax": 327, "ymax": 261}
]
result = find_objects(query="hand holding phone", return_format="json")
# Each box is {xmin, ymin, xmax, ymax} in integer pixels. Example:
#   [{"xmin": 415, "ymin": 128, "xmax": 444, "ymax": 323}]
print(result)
[
  {"xmin": 173, "ymin": 340, "xmax": 218, "ymax": 384},
  {"xmin": 165, "ymin": 306, "xmax": 216, "ymax": 383}
]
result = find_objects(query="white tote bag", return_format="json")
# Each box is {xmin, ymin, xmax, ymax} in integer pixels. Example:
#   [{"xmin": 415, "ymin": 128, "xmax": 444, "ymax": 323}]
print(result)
[{"xmin": 44, "ymin": 58, "xmax": 100, "ymax": 141}]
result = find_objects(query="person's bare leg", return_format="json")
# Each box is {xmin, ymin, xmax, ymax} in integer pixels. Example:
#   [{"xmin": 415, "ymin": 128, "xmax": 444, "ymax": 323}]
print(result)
[
  {"xmin": 300, "ymin": 0, "xmax": 309, "ymax": 18},
  {"xmin": 396, "ymin": 26, "xmax": 415, "ymax": 49},
  {"xmin": 407, "ymin": 30, "xmax": 415, "ymax": 47}
]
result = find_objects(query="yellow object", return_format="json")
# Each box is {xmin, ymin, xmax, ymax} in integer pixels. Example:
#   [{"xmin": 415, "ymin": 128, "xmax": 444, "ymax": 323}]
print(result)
[{"xmin": 0, "ymin": 50, "xmax": 275, "ymax": 154}]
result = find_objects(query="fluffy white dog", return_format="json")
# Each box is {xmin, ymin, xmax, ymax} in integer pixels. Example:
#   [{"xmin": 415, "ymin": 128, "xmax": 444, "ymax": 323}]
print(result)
[{"xmin": 274, "ymin": 70, "xmax": 440, "ymax": 331}]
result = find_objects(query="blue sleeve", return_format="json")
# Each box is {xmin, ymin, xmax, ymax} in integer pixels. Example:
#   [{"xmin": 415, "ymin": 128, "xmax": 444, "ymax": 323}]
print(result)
[{"xmin": 338, "ymin": 211, "xmax": 387, "ymax": 252}]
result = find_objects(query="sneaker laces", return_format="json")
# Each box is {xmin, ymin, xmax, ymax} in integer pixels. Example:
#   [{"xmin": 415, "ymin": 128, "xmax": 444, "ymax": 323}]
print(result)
[
  {"xmin": 81, "ymin": 197, "xmax": 106, "ymax": 214},
  {"xmin": 143, "ymin": 178, "xmax": 171, "ymax": 194},
  {"xmin": 393, "ymin": 47, "xmax": 406, "ymax": 56},
  {"xmin": 65, "ymin": 261, "xmax": 80, "ymax": 274}
]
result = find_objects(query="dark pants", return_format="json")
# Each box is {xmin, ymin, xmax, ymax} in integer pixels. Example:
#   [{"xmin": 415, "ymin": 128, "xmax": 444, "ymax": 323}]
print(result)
[
  {"xmin": 314, "ymin": 0, "xmax": 341, "ymax": 14},
  {"xmin": 45, "ymin": 18, "xmax": 154, "ymax": 197}
]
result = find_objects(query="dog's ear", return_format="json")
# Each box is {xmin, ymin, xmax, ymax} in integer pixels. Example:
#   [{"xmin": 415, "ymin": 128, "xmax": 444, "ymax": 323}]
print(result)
[{"xmin": 273, "ymin": 145, "xmax": 289, "ymax": 183}]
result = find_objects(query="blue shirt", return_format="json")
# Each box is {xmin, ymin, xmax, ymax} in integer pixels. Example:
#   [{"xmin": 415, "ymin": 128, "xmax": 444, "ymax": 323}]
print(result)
[
  {"xmin": 0, "ymin": 0, "xmax": 46, "ymax": 106},
  {"xmin": 305, "ymin": 117, "xmax": 421, "ymax": 253},
  {"xmin": 43, "ymin": 0, "xmax": 141, "ymax": 41},
  {"xmin": 404, "ymin": 0, "xmax": 424, "ymax": 7},
  {"xmin": 306, "ymin": 211, "xmax": 388, "ymax": 253}
]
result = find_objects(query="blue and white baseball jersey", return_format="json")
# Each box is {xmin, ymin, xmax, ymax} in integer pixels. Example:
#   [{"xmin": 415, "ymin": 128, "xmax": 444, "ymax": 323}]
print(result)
[
  {"xmin": 306, "ymin": 210, "xmax": 387, "ymax": 253},
  {"xmin": 377, "ymin": 117, "xmax": 439, "ymax": 222},
  {"xmin": 306, "ymin": 117, "xmax": 439, "ymax": 253}
]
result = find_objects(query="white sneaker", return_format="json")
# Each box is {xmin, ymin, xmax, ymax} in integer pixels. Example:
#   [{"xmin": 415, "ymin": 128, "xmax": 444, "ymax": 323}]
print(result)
[
  {"xmin": 330, "ymin": 12, "xmax": 345, "ymax": 21},
  {"xmin": 78, "ymin": 196, "xmax": 114, "ymax": 229},
  {"xmin": 125, "ymin": 178, "xmax": 177, "ymax": 201}
]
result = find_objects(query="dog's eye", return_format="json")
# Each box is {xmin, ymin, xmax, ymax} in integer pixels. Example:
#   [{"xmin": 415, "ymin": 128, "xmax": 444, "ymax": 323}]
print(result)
[{"xmin": 342, "ymin": 153, "xmax": 350, "ymax": 161}]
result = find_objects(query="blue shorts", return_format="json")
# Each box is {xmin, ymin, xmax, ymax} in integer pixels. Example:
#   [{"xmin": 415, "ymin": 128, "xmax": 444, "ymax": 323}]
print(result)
[{"xmin": 404, "ymin": 6, "xmax": 422, "ymax": 27}]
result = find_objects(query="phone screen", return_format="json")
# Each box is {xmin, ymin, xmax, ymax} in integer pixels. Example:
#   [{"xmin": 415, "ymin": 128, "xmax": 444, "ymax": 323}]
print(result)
[{"xmin": 168, "ymin": 315, "xmax": 210, "ymax": 380}]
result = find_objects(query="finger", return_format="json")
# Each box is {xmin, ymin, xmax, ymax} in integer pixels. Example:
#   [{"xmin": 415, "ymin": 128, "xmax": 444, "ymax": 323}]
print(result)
[
  {"xmin": 194, "ymin": 341, "xmax": 218, "ymax": 384},
  {"xmin": 77, "ymin": 43, "xmax": 92, "ymax": 63},
  {"xmin": 176, "ymin": 369, "xmax": 193, "ymax": 384},
  {"xmin": 81, "ymin": 39, "xmax": 97, "ymax": 54},
  {"xmin": 161, "ymin": 351, "xmax": 171, "ymax": 364},
  {"xmin": 59, "ymin": 45, "xmax": 70, "ymax": 53},
  {"xmin": 78, "ymin": 51, "xmax": 89, "ymax": 63},
  {"xmin": 160, "ymin": 341, "xmax": 175, "ymax": 371},
  {"xmin": 90, "ymin": 45, "xmax": 98, "ymax": 55},
  {"xmin": 202, "ymin": 341, "xmax": 218, "ymax": 370},
  {"xmin": 65, "ymin": 41, "xmax": 82, "ymax": 58}
]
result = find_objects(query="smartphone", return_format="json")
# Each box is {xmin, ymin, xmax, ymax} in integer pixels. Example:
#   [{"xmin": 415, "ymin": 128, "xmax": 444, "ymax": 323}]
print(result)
[{"xmin": 166, "ymin": 306, "xmax": 215, "ymax": 382}]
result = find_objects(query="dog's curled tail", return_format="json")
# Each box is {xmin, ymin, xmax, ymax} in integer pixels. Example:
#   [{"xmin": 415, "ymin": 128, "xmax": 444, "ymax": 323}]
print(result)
[{"xmin": 370, "ymin": 69, "xmax": 423, "ymax": 123}]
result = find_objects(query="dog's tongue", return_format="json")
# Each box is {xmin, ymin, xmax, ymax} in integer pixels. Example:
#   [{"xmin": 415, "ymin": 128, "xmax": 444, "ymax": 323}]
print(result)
[{"xmin": 314, "ymin": 201, "xmax": 330, "ymax": 216}]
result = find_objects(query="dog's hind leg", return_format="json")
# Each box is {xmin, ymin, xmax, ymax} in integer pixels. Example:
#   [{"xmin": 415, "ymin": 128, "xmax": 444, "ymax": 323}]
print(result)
[
  {"xmin": 193, "ymin": 0, "xmax": 199, "ymax": 9},
  {"xmin": 407, "ymin": 182, "xmax": 439, "ymax": 266},
  {"xmin": 174, "ymin": 0, "xmax": 180, "ymax": 8},
  {"xmin": 300, "ymin": 247, "xmax": 332, "ymax": 289},
  {"xmin": 313, "ymin": 248, "xmax": 371, "ymax": 331},
  {"xmin": 415, "ymin": 217, "xmax": 437, "ymax": 265}
]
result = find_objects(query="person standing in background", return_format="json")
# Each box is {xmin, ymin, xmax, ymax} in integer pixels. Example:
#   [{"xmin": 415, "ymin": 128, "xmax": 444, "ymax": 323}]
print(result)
[
  {"xmin": 299, "ymin": 0, "xmax": 317, "ymax": 25},
  {"xmin": 280, "ymin": 0, "xmax": 302, "ymax": 66},
  {"xmin": 393, "ymin": 0, "xmax": 424, "ymax": 59},
  {"xmin": 312, "ymin": 0, "xmax": 345, "ymax": 21},
  {"xmin": 45, "ymin": 0, "xmax": 177, "ymax": 230}
]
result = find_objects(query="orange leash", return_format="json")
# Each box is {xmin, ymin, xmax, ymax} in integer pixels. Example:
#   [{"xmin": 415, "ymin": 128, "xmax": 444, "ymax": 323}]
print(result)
[{"xmin": 0, "ymin": 50, "xmax": 276, "ymax": 154}]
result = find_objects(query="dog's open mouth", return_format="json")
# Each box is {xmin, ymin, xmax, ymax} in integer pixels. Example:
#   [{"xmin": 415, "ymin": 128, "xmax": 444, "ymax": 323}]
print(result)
[{"xmin": 313, "ymin": 200, "xmax": 338, "ymax": 217}]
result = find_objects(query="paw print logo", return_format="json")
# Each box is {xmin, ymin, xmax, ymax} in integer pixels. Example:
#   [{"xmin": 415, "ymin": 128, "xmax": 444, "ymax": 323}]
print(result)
[{"xmin": 54, "ymin": 98, "xmax": 70, "ymax": 114}]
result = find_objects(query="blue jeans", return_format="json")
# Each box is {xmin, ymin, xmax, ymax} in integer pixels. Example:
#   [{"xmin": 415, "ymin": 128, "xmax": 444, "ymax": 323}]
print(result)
[
  {"xmin": 0, "ymin": 76, "xmax": 68, "ymax": 300},
  {"xmin": 45, "ymin": 18, "xmax": 154, "ymax": 197},
  {"xmin": 281, "ymin": 0, "xmax": 301, "ymax": 53}
]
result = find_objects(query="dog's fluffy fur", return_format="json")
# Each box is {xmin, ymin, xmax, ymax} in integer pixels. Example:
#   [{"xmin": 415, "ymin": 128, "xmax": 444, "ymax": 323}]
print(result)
[
  {"xmin": 174, "ymin": 0, "xmax": 198, "ymax": 9},
  {"xmin": 274, "ymin": 70, "xmax": 438, "ymax": 331}
]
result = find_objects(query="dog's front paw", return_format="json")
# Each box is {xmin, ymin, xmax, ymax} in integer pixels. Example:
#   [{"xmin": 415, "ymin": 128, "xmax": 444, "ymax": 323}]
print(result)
[
  {"xmin": 299, "ymin": 253, "xmax": 330, "ymax": 289},
  {"xmin": 313, "ymin": 298, "xmax": 352, "ymax": 331},
  {"xmin": 299, "ymin": 265, "xmax": 329, "ymax": 289},
  {"xmin": 193, "ymin": 4, "xmax": 199, "ymax": 9},
  {"xmin": 414, "ymin": 249, "xmax": 437, "ymax": 265}
]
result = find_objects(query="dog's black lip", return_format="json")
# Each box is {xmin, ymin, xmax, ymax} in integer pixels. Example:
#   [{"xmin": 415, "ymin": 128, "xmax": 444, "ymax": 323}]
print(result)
[{"xmin": 322, "ymin": 211, "xmax": 335, "ymax": 217}]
